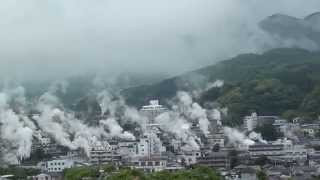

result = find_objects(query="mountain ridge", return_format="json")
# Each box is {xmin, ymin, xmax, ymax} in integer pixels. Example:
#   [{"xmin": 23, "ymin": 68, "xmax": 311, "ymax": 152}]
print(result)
[{"xmin": 121, "ymin": 48, "xmax": 320, "ymax": 124}]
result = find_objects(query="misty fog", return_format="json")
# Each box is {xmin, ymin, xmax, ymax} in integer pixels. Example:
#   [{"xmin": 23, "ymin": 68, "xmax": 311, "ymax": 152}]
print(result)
[{"xmin": 1, "ymin": 0, "xmax": 320, "ymax": 82}]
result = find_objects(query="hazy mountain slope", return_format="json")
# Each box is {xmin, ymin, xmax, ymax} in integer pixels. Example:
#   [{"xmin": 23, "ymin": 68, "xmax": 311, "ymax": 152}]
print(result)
[
  {"xmin": 259, "ymin": 12, "xmax": 320, "ymax": 50},
  {"xmin": 20, "ymin": 72, "xmax": 167, "ymax": 108},
  {"xmin": 122, "ymin": 48, "xmax": 320, "ymax": 124}
]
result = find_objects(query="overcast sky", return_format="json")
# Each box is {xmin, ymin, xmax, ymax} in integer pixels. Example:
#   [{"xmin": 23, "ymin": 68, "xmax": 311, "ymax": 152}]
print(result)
[{"xmin": 1, "ymin": 0, "xmax": 320, "ymax": 82}]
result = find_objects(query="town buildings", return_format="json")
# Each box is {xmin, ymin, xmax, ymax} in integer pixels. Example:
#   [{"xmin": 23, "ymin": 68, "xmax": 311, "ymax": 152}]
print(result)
[{"xmin": 12, "ymin": 102, "xmax": 320, "ymax": 180}]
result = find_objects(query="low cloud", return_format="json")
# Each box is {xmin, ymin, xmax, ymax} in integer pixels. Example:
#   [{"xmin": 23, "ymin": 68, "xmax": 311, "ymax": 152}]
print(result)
[{"xmin": 0, "ymin": 0, "xmax": 319, "ymax": 82}]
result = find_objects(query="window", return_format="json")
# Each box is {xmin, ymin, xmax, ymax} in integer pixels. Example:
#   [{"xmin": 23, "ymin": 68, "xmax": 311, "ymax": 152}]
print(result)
[
  {"xmin": 147, "ymin": 161, "xmax": 153, "ymax": 166},
  {"xmin": 155, "ymin": 161, "xmax": 160, "ymax": 166},
  {"xmin": 141, "ymin": 162, "xmax": 146, "ymax": 166}
]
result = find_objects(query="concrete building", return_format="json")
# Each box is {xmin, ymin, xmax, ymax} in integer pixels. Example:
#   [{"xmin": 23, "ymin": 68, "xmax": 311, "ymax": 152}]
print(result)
[
  {"xmin": 270, "ymin": 146, "xmax": 308, "ymax": 164},
  {"xmin": 207, "ymin": 132, "xmax": 225, "ymax": 148},
  {"xmin": 272, "ymin": 119, "xmax": 288, "ymax": 133},
  {"xmin": 89, "ymin": 141, "xmax": 121, "ymax": 165},
  {"xmin": 65, "ymin": 149, "xmax": 87, "ymax": 162},
  {"xmin": 164, "ymin": 162, "xmax": 185, "ymax": 172},
  {"xmin": 117, "ymin": 140, "xmax": 138, "ymax": 157},
  {"xmin": 229, "ymin": 165, "xmax": 261, "ymax": 180},
  {"xmin": 140, "ymin": 100, "xmax": 167, "ymax": 124},
  {"xmin": 243, "ymin": 113, "xmax": 279, "ymax": 131},
  {"xmin": 278, "ymin": 122, "xmax": 301, "ymax": 138},
  {"xmin": 308, "ymin": 151, "xmax": 320, "ymax": 166},
  {"xmin": 257, "ymin": 116, "xmax": 279, "ymax": 126},
  {"xmin": 31, "ymin": 131, "xmax": 55, "ymax": 154},
  {"xmin": 247, "ymin": 138, "xmax": 311, "ymax": 163},
  {"xmin": 129, "ymin": 157, "xmax": 168, "ymax": 172},
  {"xmin": 137, "ymin": 132, "xmax": 166, "ymax": 157},
  {"xmin": 196, "ymin": 152, "xmax": 230, "ymax": 169},
  {"xmin": 243, "ymin": 113, "xmax": 258, "ymax": 131},
  {"xmin": 248, "ymin": 143, "xmax": 285, "ymax": 159},
  {"xmin": 45, "ymin": 159, "xmax": 74, "ymax": 173}
]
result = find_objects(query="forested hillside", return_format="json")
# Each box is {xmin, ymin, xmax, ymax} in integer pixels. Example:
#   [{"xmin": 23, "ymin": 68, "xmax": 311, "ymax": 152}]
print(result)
[{"xmin": 122, "ymin": 48, "xmax": 320, "ymax": 125}]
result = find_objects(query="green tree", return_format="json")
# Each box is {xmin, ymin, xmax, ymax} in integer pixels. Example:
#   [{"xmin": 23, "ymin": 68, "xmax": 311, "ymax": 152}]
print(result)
[
  {"xmin": 257, "ymin": 170, "xmax": 268, "ymax": 180},
  {"xmin": 62, "ymin": 165, "xmax": 223, "ymax": 180},
  {"xmin": 281, "ymin": 110, "xmax": 300, "ymax": 122},
  {"xmin": 301, "ymin": 86, "xmax": 320, "ymax": 118},
  {"xmin": 64, "ymin": 166, "xmax": 98, "ymax": 180},
  {"xmin": 109, "ymin": 169, "xmax": 146, "ymax": 180},
  {"xmin": 0, "ymin": 166, "xmax": 40, "ymax": 180},
  {"xmin": 148, "ymin": 166, "xmax": 220, "ymax": 180}
]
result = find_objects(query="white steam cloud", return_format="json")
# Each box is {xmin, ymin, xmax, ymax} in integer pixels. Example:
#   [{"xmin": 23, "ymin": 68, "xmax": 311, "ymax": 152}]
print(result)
[
  {"xmin": 223, "ymin": 127, "xmax": 255, "ymax": 146},
  {"xmin": 0, "ymin": 87, "xmax": 35, "ymax": 164}
]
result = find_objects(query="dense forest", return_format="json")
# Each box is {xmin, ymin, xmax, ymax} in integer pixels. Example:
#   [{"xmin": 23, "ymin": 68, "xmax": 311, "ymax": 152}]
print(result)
[{"xmin": 122, "ymin": 48, "xmax": 320, "ymax": 125}]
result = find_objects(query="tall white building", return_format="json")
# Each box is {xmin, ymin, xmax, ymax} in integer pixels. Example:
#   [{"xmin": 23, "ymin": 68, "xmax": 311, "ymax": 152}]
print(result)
[
  {"xmin": 243, "ymin": 112, "xmax": 258, "ymax": 131},
  {"xmin": 140, "ymin": 100, "xmax": 167, "ymax": 124}
]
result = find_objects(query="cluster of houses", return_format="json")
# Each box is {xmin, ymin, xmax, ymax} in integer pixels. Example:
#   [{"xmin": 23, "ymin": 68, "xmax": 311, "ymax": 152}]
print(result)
[{"xmin": 3, "ymin": 101, "xmax": 320, "ymax": 180}]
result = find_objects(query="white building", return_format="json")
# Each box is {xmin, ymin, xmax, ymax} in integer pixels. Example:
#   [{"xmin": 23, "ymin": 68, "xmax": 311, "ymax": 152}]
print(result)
[
  {"xmin": 243, "ymin": 113, "xmax": 258, "ymax": 131},
  {"xmin": 244, "ymin": 113, "xmax": 280, "ymax": 131},
  {"xmin": 45, "ymin": 159, "xmax": 74, "ymax": 173},
  {"xmin": 140, "ymin": 100, "xmax": 167, "ymax": 124},
  {"xmin": 89, "ymin": 141, "xmax": 120, "ymax": 165},
  {"xmin": 130, "ymin": 157, "xmax": 167, "ymax": 173}
]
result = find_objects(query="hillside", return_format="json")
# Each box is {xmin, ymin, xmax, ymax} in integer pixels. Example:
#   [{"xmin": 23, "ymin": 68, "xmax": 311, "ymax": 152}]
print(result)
[
  {"xmin": 259, "ymin": 12, "xmax": 320, "ymax": 50},
  {"xmin": 122, "ymin": 48, "xmax": 320, "ymax": 125}
]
